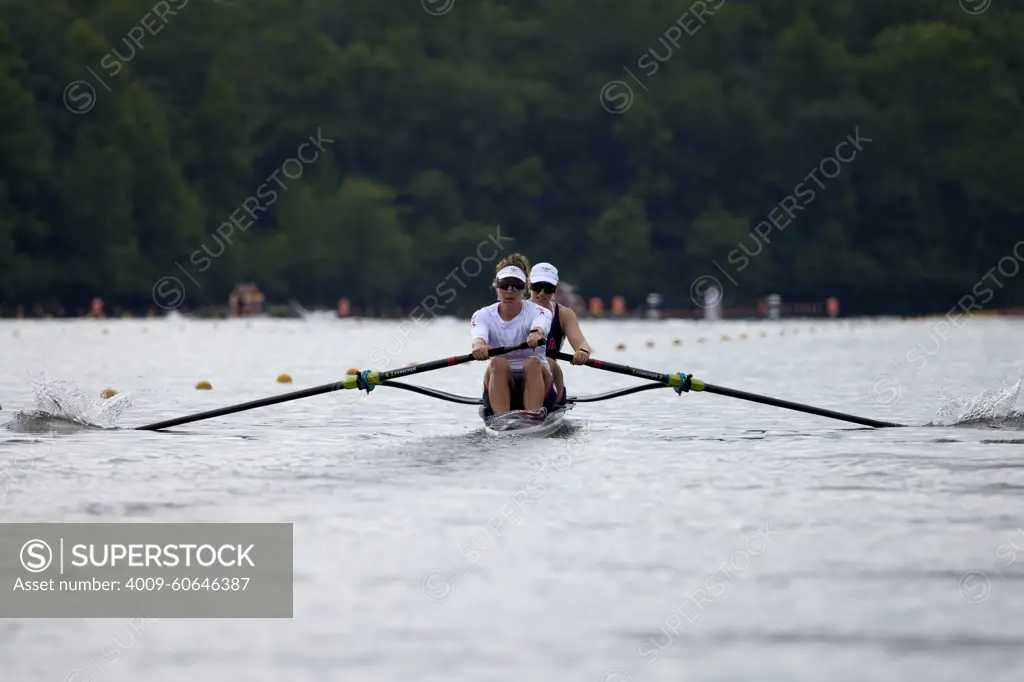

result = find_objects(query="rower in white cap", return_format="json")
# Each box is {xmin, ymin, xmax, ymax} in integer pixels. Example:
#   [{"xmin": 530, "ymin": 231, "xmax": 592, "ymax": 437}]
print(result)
[
  {"xmin": 527, "ymin": 262, "xmax": 593, "ymax": 406},
  {"xmin": 470, "ymin": 254, "xmax": 558, "ymax": 417}
]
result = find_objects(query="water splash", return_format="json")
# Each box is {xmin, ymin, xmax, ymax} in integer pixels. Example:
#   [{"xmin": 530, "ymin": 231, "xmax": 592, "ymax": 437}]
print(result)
[
  {"xmin": 928, "ymin": 377, "xmax": 1024, "ymax": 429},
  {"xmin": 4, "ymin": 374, "xmax": 134, "ymax": 431}
]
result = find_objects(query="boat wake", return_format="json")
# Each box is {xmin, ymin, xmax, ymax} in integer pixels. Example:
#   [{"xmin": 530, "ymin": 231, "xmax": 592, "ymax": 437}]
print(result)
[
  {"xmin": 3, "ymin": 375, "xmax": 133, "ymax": 433},
  {"xmin": 928, "ymin": 377, "xmax": 1024, "ymax": 430}
]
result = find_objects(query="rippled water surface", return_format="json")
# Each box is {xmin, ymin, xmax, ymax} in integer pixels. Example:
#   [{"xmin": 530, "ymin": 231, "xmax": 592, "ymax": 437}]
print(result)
[{"xmin": 2, "ymin": 314, "xmax": 1023, "ymax": 682}]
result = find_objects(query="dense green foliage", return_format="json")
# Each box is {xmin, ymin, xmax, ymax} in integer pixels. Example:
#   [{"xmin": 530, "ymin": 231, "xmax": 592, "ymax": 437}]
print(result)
[{"xmin": 1, "ymin": 0, "xmax": 1022, "ymax": 314}]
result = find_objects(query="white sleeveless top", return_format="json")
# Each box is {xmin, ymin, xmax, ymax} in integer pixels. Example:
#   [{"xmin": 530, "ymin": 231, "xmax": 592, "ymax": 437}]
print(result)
[{"xmin": 470, "ymin": 301, "xmax": 552, "ymax": 372}]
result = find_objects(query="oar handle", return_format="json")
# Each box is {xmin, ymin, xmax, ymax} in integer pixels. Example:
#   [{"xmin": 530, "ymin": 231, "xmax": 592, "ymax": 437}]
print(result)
[
  {"xmin": 488, "ymin": 339, "xmax": 541, "ymax": 356},
  {"xmin": 472, "ymin": 340, "xmax": 536, "ymax": 362}
]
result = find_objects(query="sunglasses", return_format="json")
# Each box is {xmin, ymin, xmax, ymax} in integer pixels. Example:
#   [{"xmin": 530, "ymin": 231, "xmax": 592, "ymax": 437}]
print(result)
[
  {"xmin": 530, "ymin": 282, "xmax": 556, "ymax": 294},
  {"xmin": 495, "ymin": 279, "xmax": 525, "ymax": 291}
]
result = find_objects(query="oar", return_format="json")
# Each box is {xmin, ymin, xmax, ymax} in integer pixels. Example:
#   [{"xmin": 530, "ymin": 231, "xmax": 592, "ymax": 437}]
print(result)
[
  {"xmin": 135, "ymin": 342, "xmax": 532, "ymax": 431},
  {"xmin": 546, "ymin": 350, "xmax": 903, "ymax": 428}
]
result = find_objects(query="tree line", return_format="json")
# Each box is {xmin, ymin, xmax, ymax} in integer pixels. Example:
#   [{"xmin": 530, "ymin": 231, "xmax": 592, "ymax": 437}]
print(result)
[{"xmin": 1, "ymin": 0, "xmax": 1022, "ymax": 316}]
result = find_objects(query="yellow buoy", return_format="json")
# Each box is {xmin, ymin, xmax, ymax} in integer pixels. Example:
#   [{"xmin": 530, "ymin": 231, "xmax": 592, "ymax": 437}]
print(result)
[
  {"xmin": 346, "ymin": 367, "xmax": 360, "ymax": 376},
  {"xmin": 195, "ymin": 380, "xmax": 212, "ymax": 390},
  {"xmin": 100, "ymin": 388, "xmax": 118, "ymax": 399},
  {"xmin": 276, "ymin": 373, "xmax": 293, "ymax": 384},
  {"xmin": 740, "ymin": 333, "xmax": 748, "ymax": 340},
  {"xmin": 672, "ymin": 338, "xmax": 681, "ymax": 345},
  {"xmin": 720, "ymin": 334, "xmax": 729, "ymax": 341}
]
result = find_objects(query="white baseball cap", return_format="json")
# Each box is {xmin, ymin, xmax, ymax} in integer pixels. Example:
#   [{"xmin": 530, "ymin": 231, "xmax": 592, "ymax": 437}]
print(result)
[
  {"xmin": 495, "ymin": 265, "xmax": 526, "ymax": 282},
  {"xmin": 530, "ymin": 263, "xmax": 558, "ymax": 285}
]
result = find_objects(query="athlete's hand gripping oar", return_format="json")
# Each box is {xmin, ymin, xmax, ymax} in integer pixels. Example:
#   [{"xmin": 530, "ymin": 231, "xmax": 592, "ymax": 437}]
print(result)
[
  {"xmin": 135, "ymin": 342, "xmax": 533, "ymax": 431},
  {"xmin": 546, "ymin": 350, "xmax": 903, "ymax": 428}
]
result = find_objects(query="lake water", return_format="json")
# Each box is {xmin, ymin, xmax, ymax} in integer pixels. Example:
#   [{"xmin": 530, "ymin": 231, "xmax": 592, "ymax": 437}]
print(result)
[{"xmin": 2, "ymin": 313, "xmax": 1023, "ymax": 682}]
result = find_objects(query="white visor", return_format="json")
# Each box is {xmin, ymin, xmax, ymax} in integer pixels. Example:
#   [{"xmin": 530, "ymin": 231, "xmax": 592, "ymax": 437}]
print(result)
[
  {"xmin": 495, "ymin": 265, "xmax": 526, "ymax": 282},
  {"xmin": 530, "ymin": 263, "xmax": 558, "ymax": 285}
]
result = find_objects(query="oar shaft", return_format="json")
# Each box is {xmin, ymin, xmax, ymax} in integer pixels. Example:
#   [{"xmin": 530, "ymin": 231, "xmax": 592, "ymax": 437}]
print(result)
[
  {"xmin": 551, "ymin": 349, "xmax": 902, "ymax": 428},
  {"xmin": 371, "ymin": 341, "xmax": 530, "ymax": 384},
  {"xmin": 546, "ymin": 350, "xmax": 671, "ymax": 383},
  {"xmin": 134, "ymin": 381, "xmax": 352, "ymax": 431},
  {"xmin": 700, "ymin": 383, "xmax": 902, "ymax": 428},
  {"xmin": 135, "ymin": 342, "xmax": 531, "ymax": 431},
  {"xmin": 377, "ymin": 353, "xmax": 477, "ymax": 381}
]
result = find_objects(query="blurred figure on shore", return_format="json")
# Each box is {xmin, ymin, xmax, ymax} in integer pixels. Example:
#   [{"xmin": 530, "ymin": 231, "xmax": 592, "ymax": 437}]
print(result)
[{"xmin": 229, "ymin": 283, "xmax": 265, "ymax": 317}]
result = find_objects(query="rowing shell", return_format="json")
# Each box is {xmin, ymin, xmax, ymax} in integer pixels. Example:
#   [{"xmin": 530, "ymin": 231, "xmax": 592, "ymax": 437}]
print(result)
[{"xmin": 481, "ymin": 405, "xmax": 571, "ymax": 437}]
